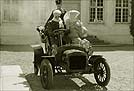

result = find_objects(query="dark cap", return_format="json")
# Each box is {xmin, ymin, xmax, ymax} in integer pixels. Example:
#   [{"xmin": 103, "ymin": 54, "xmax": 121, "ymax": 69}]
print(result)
[{"xmin": 55, "ymin": 0, "xmax": 62, "ymax": 4}]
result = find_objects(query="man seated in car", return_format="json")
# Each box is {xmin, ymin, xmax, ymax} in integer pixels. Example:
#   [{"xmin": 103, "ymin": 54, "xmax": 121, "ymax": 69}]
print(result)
[{"xmin": 46, "ymin": 9, "xmax": 64, "ymax": 55}]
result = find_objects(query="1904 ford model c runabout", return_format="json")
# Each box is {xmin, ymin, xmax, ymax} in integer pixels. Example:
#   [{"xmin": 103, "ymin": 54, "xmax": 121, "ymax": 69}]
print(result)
[{"xmin": 32, "ymin": 26, "xmax": 110, "ymax": 89}]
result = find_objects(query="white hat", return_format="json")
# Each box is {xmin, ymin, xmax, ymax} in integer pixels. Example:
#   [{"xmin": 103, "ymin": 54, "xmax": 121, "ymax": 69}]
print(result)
[
  {"xmin": 53, "ymin": 10, "xmax": 61, "ymax": 17},
  {"xmin": 64, "ymin": 10, "xmax": 80, "ymax": 24}
]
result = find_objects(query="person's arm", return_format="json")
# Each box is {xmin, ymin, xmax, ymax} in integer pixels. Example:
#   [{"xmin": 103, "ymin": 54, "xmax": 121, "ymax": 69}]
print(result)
[
  {"xmin": 64, "ymin": 19, "xmax": 70, "ymax": 34},
  {"xmin": 75, "ymin": 21, "xmax": 88, "ymax": 38},
  {"xmin": 47, "ymin": 12, "xmax": 54, "ymax": 23},
  {"xmin": 65, "ymin": 19, "xmax": 70, "ymax": 30},
  {"xmin": 44, "ymin": 10, "xmax": 54, "ymax": 28},
  {"xmin": 60, "ymin": 8, "xmax": 67, "ymax": 29},
  {"xmin": 81, "ymin": 23, "xmax": 88, "ymax": 37},
  {"xmin": 46, "ymin": 21, "xmax": 54, "ymax": 37}
]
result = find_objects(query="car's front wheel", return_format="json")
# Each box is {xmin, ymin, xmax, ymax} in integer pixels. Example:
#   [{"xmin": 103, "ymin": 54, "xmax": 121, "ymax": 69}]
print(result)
[
  {"xmin": 94, "ymin": 58, "xmax": 110, "ymax": 86},
  {"xmin": 40, "ymin": 59, "xmax": 53, "ymax": 89}
]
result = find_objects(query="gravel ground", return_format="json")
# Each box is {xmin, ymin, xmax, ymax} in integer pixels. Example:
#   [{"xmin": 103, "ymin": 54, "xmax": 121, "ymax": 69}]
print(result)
[
  {"xmin": 0, "ymin": 45, "xmax": 134, "ymax": 91},
  {"xmin": 94, "ymin": 51, "xmax": 134, "ymax": 91}
]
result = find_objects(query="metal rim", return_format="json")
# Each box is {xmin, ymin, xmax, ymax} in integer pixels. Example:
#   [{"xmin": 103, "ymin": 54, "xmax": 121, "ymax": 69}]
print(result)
[{"xmin": 96, "ymin": 62, "xmax": 107, "ymax": 82}]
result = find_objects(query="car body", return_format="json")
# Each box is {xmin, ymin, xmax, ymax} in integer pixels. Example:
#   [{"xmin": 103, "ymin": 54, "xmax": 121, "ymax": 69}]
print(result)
[{"xmin": 32, "ymin": 27, "xmax": 111, "ymax": 89}]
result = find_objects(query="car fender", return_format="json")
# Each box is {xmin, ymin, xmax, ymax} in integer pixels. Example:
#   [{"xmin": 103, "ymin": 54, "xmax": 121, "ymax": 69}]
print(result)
[
  {"xmin": 88, "ymin": 55, "xmax": 103, "ymax": 64},
  {"xmin": 31, "ymin": 45, "xmax": 45, "ymax": 64}
]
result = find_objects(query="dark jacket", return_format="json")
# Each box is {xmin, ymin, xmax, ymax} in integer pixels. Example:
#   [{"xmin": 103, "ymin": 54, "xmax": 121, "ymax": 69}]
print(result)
[{"xmin": 46, "ymin": 20, "xmax": 60, "ymax": 46}]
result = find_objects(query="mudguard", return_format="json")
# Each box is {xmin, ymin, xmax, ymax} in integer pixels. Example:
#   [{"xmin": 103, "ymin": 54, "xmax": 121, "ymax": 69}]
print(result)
[
  {"xmin": 88, "ymin": 55, "xmax": 103, "ymax": 64},
  {"xmin": 31, "ymin": 45, "xmax": 45, "ymax": 65}
]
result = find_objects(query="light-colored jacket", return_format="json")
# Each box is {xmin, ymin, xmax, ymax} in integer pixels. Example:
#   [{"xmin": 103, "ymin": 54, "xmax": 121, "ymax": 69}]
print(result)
[{"xmin": 64, "ymin": 10, "xmax": 88, "ymax": 44}]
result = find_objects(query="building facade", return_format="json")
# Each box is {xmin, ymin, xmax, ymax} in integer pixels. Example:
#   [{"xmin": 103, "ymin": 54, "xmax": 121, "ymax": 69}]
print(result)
[
  {"xmin": 81, "ymin": 0, "xmax": 133, "ymax": 44},
  {"xmin": 0, "ymin": 0, "xmax": 133, "ymax": 45},
  {"xmin": 0, "ymin": 0, "xmax": 56, "ymax": 45}
]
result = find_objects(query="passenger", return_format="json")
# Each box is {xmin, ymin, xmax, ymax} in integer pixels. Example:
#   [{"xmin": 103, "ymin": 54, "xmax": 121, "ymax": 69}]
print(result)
[
  {"xmin": 64, "ymin": 10, "xmax": 92, "ymax": 54},
  {"xmin": 45, "ymin": 0, "xmax": 66, "ymax": 29},
  {"xmin": 46, "ymin": 10, "xmax": 64, "ymax": 55}
]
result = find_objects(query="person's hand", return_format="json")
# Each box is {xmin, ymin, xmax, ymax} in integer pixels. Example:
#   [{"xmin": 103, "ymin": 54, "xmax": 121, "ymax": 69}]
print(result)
[
  {"xmin": 80, "ymin": 39, "xmax": 92, "ymax": 50},
  {"xmin": 38, "ymin": 26, "xmax": 44, "ymax": 31},
  {"xmin": 39, "ymin": 32, "xmax": 45, "ymax": 38}
]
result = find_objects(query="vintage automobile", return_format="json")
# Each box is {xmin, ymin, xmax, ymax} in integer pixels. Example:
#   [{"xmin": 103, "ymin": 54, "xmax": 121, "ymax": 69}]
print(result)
[{"xmin": 32, "ymin": 26, "xmax": 110, "ymax": 89}]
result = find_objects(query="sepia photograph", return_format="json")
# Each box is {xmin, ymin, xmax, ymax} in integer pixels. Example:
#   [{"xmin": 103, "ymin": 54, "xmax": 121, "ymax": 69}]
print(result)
[{"xmin": 0, "ymin": 0, "xmax": 134, "ymax": 91}]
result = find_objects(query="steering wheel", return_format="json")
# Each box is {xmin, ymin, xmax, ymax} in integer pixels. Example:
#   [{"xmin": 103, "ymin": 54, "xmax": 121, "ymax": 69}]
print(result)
[
  {"xmin": 53, "ymin": 29, "xmax": 68, "ymax": 46},
  {"xmin": 53, "ymin": 29, "xmax": 68, "ymax": 35}
]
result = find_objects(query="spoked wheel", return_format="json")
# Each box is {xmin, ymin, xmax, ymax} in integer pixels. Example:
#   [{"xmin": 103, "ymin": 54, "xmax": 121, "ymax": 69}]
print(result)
[
  {"xmin": 94, "ymin": 58, "xmax": 110, "ymax": 86},
  {"xmin": 40, "ymin": 59, "xmax": 53, "ymax": 89},
  {"xmin": 34, "ymin": 64, "xmax": 38, "ymax": 75}
]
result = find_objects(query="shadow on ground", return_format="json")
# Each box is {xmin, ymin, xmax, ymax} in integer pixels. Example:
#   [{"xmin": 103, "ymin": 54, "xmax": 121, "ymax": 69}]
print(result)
[
  {"xmin": 25, "ymin": 73, "xmax": 107, "ymax": 91},
  {"xmin": 0, "ymin": 44, "xmax": 133, "ymax": 52},
  {"xmin": 12, "ymin": 73, "xmax": 32, "ymax": 91}
]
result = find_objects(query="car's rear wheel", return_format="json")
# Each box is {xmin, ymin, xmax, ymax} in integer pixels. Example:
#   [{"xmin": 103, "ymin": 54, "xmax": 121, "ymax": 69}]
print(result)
[
  {"xmin": 94, "ymin": 58, "xmax": 110, "ymax": 86},
  {"xmin": 40, "ymin": 59, "xmax": 53, "ymax": 89}
]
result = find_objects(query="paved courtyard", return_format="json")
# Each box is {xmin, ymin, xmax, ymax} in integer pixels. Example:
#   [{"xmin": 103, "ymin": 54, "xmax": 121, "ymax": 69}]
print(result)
[{"xmin": 0, "ymin": 45, "xmax": 134, "ymax": 91}]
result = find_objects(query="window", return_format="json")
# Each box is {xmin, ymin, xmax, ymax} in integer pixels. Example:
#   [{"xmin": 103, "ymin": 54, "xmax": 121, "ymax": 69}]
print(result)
[
  {"xmin": 89, "ymin": 0, "xmax": 104, "ymax": 23},
  {"xmin": 3, "ymin": 0, "xmax": 19, "ymax": 22},
  {"xmin": 115, "ymin": 0, "xmax": 129, "ymax": 23}
]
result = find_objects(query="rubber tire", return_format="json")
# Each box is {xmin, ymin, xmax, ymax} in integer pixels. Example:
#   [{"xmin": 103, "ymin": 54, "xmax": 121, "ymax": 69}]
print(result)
[
  {"xmin": 40, "ymin": 59, "xmax": 53, "ymax": 89},
  {"xmin": 94, "ymin": 58, "xmax": 110, "ymax": 86}
]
